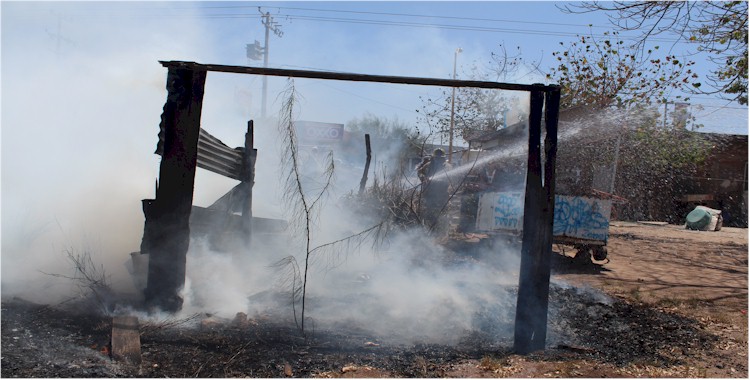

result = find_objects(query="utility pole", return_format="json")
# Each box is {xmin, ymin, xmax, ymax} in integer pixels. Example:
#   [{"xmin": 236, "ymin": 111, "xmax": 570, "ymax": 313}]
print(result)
[
  {"xmin": 46, "ymin": 13, "xmax": 74, "ymax": 58},
  {"xmin": 448, "ymin": 47, "xmax": 462, "ymax": 163},
  {"xmin": 258, "ymin": 8, "xmax": 283, "ymax": 119}
]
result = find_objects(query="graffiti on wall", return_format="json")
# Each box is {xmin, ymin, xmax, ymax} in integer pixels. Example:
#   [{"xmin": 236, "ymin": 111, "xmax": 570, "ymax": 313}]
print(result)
[
  {"xmin": 553, "ymin": 195, "xmax": 611, "ymax": 241},
  {"xmin": 476, "ymin": 192, "xmax": 611, "ymax": 241},
  {"xmin": 476, "ymin": 192, "xmax": 524, "ymax": 232}
]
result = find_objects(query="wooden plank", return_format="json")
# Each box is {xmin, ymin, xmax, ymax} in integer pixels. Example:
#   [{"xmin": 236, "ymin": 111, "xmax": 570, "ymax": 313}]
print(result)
[
  {"xmin": 160, "ymin": 60, "xmax": 559, "ymax": 92},
  {"xmin": 111, "ymin": 316, "xmax": 141, "ymax": 365},
  {"xmin": 241, "ymin": 120, "xmax": 255, "ymax": 247},
  {"xmin": 207, "ymin": 183, "xmax": 245, "ymax": 213}
]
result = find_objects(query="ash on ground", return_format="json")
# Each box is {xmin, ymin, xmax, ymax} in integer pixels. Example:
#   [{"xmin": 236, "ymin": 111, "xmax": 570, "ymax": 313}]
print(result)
[{"xmin": 1, "ymin": 281, "xmax": 721, "ymax": 378}]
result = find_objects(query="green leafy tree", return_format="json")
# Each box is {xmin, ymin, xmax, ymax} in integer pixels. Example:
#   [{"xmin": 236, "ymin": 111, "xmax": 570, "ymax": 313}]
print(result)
[
  {"xmin": 615, "ymin": 118, "xmax": 714, "ymax": 221},
  {"xmin": 547, "ymin": 31, "xmax": 697, "ymax": 110},
  {"xmin": 562, "ymin": 1, "xmax": 748, "ymax": 104},
  {"xmin": 547, "ymin": 32, "xmax": 713, "ymax": 221}
]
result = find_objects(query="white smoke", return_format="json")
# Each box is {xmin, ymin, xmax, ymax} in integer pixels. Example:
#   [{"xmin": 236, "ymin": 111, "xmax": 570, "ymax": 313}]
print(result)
[
  {"xmin": 2, "ymin": 2, "xmax": 533, "ymax": 345},
  {"xmin": 1, "ymin": 2, "xmax": 218, "ymax": 300}
]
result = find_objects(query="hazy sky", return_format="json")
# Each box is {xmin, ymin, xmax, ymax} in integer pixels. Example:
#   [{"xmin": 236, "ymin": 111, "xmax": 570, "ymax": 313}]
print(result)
[{"xmin": 1, "ymin": 1, "xmax": 747, "ymax": 300}]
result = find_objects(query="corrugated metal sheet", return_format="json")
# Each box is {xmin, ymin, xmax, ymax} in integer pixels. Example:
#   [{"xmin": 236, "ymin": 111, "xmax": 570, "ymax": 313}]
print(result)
[
  {"xmin": 197, "ymin": 128, "xmax": 243, "ymax": 180},
  {"xmin": 156, "ymin": 127, "xmax": 244, "ymax": 180}
]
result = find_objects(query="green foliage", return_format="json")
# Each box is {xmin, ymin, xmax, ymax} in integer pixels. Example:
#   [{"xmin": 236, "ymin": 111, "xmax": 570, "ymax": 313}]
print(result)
[
  {"xmin": 556, "ymin": 105, "xmax": 713, "ymax": 221},
  {"xmin": 547, "ymin": 31, "xmax": 696, "ymax": 109},
  {"xmin": 629, "ymin": 124, "xmax": 713, "ymax": 171},
  {"xmin": 614, "ymin": 115, "xmax": 713, "ymax": 221},
  {"xmin": 563, "ymin": 1, "xmax": 748, "ymax": 104}
]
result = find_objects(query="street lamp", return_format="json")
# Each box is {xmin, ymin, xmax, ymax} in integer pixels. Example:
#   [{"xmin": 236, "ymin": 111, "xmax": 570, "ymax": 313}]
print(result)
[{"xmin": 449, "ymin": 47, "xmax": 462, "ymax": 164}]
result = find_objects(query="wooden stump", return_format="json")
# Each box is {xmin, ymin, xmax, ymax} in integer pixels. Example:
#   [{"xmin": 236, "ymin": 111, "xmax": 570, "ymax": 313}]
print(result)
[{"xmin": 111, "ymin": 316, "xmax": 141, "ymax": 366}]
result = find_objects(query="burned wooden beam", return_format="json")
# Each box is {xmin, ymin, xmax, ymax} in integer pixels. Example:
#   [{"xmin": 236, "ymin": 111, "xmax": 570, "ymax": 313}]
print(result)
[
  {"xmin": 159, "ymin": 60, "xmax": 558, "ymax": 93},
  {"xmin": 142, "ymin": 67, "xmax": 207, "ymax": 312},
  {"xmin": 513, "ymin": 86, "xmax": 560, "ymax": 354},
  {"xmin": 241, "ymin": 120, "xmax": 257, "ymax": 248}
]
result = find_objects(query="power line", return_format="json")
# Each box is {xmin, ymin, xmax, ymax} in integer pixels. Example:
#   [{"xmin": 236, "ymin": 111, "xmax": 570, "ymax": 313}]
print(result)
[
  {"xmin": 60, "ymin": 4, "xmax": 694, "ymax": 45},
  {"xmin": 197, "ymin": 12, "xmax": 689, "ymax": 44},
  {"xmin": 198, "ymin": 4, "xmax": 614, "ymax": 30}
]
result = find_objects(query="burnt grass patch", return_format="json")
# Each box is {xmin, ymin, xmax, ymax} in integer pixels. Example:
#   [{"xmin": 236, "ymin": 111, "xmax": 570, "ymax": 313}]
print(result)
[{"xmin": 1, "ymin": 282, "xmax": 719, "ymax": 378}]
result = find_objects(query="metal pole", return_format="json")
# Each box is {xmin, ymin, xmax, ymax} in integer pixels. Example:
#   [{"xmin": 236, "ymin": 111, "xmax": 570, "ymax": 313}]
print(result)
[
  {"xmin": 261, "ymin": 12, "xmax": 270, "ymax": 119},
  {"xmin": 448, "ymin": 47, "xmax": 462, "ymax": 163}
]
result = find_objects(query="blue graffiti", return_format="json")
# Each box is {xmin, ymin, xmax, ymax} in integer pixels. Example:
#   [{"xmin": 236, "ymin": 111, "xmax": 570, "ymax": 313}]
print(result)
[
  {"xmin": 483, "ymin": 192, "xmax": 609, "ymax": 240},
  {"xmin": 493, "ymin": 192, "xmax": 523, "ymax": 230},
  {"xmin": 553, "ymin": 196, "xmax": 609, "ymax": 241}
]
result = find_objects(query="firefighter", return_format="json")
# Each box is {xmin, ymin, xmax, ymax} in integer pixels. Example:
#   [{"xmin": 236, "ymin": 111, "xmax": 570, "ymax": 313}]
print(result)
[
  {"xmin": 420, "ymin": 148, "xmax": 449, "ymax": 232},
  {"xmin": 425, "ymin": 148, "xmax": 447, "ymax": 178}
]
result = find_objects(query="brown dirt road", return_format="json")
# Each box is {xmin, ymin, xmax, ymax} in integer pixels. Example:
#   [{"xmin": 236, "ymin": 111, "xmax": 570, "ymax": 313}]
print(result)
[
  {"xmin": 558, "ymin": 221, "xmax": 747, "ymax": 307},
  {"xmin": 550, "ymin": 221, "xmax": 748, "ymax": 377}
]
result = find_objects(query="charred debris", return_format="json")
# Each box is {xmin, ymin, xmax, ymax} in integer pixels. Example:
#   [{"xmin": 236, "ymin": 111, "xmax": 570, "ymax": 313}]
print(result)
[{"xmin": 131, "ymin": 61, "xmax": 562, "ymax": 355}]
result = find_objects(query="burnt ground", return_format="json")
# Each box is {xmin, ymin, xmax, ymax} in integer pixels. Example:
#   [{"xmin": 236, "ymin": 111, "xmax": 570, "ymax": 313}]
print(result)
[{"xmin": 2, "ymin": 222, "xmax": 748, "ymax": 378}]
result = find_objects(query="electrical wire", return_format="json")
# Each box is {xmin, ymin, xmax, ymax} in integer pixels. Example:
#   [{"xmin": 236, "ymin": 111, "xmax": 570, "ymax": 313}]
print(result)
[
  {"xmin": 198, "ymin": 4, "xmax": 615, "ymax": 30},
  {"xmin": 68, "ymin": 3, "xmax": 690, "ymax": 44},
  {"xmin": 196, "ymin": 11, "xmax": 686, "ymax": 44}
]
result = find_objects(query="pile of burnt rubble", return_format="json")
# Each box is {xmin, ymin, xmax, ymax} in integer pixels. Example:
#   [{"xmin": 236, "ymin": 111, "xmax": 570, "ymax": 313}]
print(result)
[{"xmin": 1, "ymin": 283, "xmax": 719, "ymax": 378}]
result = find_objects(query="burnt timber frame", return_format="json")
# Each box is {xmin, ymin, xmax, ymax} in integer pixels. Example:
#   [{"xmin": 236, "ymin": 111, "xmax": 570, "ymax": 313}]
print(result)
[
  {"xmin": 142, "ymin": 67, "xmax": 206, "ymax": 312},
  {"xmin": 148, "ymin": 61, "xmax": 560, "ymax": 353}
]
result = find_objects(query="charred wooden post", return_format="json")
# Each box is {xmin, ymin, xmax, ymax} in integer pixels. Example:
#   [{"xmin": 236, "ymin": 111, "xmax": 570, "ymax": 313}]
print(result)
[
  {"xmin": 359, "ymin": 134, "xmax": 372, "ymax": 194},
  {"xmin": 513, "ymin": 86, "xmax": 560, "ymax": 354},
  {"xmin": 540, "ymin": 89, "xmax": 561, "ymax": 326},
  {"xmin": 240, "ymin": 120, "xmax": 257, "ymax": 247},
  {"xmin": 142, "ymin": 66, "xmax": 207, "ymax": 312}
]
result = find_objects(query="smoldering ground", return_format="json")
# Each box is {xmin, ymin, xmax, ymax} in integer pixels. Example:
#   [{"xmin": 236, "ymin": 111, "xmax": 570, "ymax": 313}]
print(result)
[{"xmin": 173, "ymin": 222, "xmax": 526, "ymax": 346}]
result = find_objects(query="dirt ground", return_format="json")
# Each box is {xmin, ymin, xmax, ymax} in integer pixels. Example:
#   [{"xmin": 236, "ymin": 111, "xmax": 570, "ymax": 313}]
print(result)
[
  {"xmin": 1, "ymin": 221, "xmax": 748, "ymax": 378},
  {"xmin": 549, "ymin": 221, "xmax": 748, "ymax": 377}
]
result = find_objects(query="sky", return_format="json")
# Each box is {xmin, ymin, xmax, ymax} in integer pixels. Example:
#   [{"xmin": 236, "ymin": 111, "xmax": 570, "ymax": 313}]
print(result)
[{"xmin": 1, "ymin": 1, "xmax": 747, "ymax": 304}]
